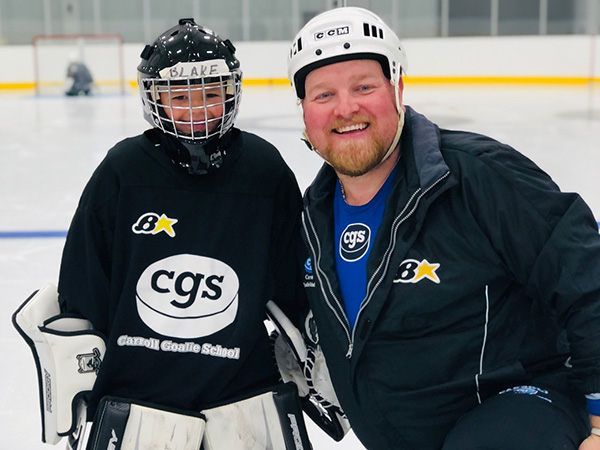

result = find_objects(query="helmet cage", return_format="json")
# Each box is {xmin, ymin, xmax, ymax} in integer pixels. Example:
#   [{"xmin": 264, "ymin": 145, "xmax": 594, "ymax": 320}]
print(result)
[{"xmin": 139, "ymin": 66, "xmax": 242, "ymax": 144}]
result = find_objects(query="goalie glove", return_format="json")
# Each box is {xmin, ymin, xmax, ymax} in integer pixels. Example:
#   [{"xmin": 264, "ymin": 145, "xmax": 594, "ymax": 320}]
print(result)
[
  {"xmin": 266, "ymin": 301, "xmax": 351, "ymax": 442},
  {"xmin": 12, "ymin": 284, "xmax": 106, "ymax": 446}
]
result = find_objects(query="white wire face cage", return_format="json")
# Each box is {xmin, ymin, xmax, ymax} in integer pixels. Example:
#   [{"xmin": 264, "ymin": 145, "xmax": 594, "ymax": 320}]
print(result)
[{"xmin": 140, "ymin": 66, "xmax": 242, "ymax": 143}]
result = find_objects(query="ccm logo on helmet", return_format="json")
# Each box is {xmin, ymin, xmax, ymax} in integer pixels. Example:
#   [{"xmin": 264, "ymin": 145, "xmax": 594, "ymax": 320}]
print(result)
[
  {"xmin": 136, "ymin": 254, "xmax": 239, "ymax": 338},
  {"xmin": 340, "ymin": 223, "xmax": 370, "ymax": 262},
  {"xmin": 314, "ymin": 26, "xmax": 350, "ymax": 40}
]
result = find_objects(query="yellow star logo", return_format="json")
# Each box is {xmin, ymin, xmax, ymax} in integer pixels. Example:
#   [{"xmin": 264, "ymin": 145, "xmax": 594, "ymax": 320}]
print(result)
[
  {"xmin": 413, "ymin": 259, "xmax": 440, "ymax": 284},
  {"xmin": 153, "ymin": 214, "xmax": 178, "ymax": 238}
]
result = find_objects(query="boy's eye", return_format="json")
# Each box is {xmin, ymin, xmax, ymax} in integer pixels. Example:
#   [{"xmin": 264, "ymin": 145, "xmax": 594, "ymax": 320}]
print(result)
[{"xmin": 165, "ymin": 93, "xmax": 188, "ymax": 102}]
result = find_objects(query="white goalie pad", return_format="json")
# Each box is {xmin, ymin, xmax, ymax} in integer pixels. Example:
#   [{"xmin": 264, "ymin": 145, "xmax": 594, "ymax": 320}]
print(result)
[
  {"xmin": 201, "ymin": 382, "xmax": 311, "ymax": 450},
  {"xmin": 11, "ymin": 284, "xmax": 106, "ymax": 445},
  {"xmin": 266, "ymin": 301, "xmax": 351, "ymax": 442},
  {"xmin": 87, "ymin": 397, "xmax": 206, "ymax": 450}
]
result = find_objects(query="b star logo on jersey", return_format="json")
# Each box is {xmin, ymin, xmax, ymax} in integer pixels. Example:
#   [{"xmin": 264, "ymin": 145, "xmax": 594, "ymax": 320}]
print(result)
[
  {"xmin": 394, "ymin": 258, "xmax": 441, "ymax": 284},
  {"xmin": 132, "ymin": 212, "xmax": 178, "ymax": 238}
]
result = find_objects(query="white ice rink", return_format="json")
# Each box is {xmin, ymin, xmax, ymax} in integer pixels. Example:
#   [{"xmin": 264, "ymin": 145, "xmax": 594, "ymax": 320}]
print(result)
[{"xmin": 2, "ymin": 81, "xmax": 599, "ymax": 450}]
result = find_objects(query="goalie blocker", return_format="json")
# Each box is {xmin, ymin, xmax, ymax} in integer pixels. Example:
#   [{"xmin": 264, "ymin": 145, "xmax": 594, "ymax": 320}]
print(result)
[
  {"xmin": 266, "ymin": 301, "xmax": 351, "ymax": 442},
  {"xmin": 11, "ymin": 284, "xmax": 106, "ymax": 448}
]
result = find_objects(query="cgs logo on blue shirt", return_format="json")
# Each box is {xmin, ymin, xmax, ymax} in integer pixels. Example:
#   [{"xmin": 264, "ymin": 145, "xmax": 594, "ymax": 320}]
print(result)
[{"xmin": 339, "ymin": 223, "xmax": 371, "ymax": 262}]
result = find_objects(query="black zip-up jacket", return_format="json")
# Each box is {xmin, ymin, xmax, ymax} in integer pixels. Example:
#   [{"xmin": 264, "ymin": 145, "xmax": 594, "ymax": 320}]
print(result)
[{"xmin": 301, "ymin": 107, "xmax": 600, "ymax": 449}]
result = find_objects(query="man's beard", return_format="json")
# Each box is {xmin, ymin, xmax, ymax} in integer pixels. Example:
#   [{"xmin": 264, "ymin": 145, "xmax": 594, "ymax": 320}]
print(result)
[{"xmin": 318, "ymin": 117, "xmax": 391, "ymax": 177}]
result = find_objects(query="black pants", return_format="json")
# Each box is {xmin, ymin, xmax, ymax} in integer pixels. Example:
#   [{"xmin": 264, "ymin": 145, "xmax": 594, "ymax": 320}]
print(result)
[{"xmin": 442, "ymin": 386, "xmax": 589, "ymax": 450}]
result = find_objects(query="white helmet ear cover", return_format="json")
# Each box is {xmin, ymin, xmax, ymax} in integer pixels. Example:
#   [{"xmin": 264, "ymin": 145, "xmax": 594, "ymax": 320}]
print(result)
[{"xmin": 288, "ymin": 6, "xmax": 408, "ymax": 99}]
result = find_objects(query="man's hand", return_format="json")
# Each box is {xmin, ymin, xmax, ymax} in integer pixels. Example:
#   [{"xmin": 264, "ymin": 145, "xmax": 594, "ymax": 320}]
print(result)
[
  {"xmin": 579, "ymin": 434, "xmax": 600, "ymax": 450},
  {"xmin": 579, "ymin": 416, "xmax": 600, "ymax": 450}
]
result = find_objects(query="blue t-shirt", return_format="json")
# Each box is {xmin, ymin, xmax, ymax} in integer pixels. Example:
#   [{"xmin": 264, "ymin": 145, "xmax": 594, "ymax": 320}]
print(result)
[{"xmin": 334, "ymin": 167, "xmax": 397, "ymax": 329}]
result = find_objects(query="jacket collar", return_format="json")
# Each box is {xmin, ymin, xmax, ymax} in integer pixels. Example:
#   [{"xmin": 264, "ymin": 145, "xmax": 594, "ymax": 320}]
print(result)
[{"xmin": 403, "ymin": 106, "xmax": 449, "ymax": 191}]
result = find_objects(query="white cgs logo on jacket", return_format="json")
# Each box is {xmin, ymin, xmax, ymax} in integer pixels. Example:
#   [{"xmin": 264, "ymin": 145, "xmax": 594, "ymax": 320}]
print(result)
[{"xmin": 136, "ymin": 254, "xmax": 239, "ymax": 338}]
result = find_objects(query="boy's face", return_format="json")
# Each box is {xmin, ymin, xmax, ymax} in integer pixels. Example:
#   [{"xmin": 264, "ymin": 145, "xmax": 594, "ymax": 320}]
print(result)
[{"xmin": 159, "ymin": 83, "xmax": 225, "ymax": 138}]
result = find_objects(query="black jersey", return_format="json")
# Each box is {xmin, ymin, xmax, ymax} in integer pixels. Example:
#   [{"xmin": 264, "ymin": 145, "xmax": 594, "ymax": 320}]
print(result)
[{"xmin": 58, "ymin": 128, "xmax": 305, "ymax": 415}]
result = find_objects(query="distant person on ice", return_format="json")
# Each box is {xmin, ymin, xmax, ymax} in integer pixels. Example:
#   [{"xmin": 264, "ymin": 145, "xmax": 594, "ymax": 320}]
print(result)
[{"xmin": 65, "ymin": 55, "xmax": 94, "ymax": 96}]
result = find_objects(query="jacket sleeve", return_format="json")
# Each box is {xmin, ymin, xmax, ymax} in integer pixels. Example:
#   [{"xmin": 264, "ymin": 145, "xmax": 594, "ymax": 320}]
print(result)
[
  {"xmin": 468, "ymin": 138, "xmax": 600, "ymax": 394},
  {"xmin": 57, "ymin": 160, "xmax": 118, "ymax": 336},
  {"xmin": 527, "ymin": 195, "xmax": 600, "ymax": 394}
]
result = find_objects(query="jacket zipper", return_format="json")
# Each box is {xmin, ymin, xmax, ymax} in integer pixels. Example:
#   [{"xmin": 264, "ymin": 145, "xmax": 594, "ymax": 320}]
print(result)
[
  {"xmin": 302, "ymin": 211, "xmax": 353, "ymax": 351},
  {"xmin": 350, "ymin": 171, "xmax": 450, "ymax": 355},
  {"xmin": 304, "ymin": 171, "xmax": 450, "ymax": 358}
]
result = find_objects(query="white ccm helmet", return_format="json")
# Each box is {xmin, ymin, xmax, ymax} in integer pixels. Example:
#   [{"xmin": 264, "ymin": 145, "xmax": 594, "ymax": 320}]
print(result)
[
  {"xmin": 287, "ymin": 7, "xmax": 408, "ymax": 101},
  {"xmin": 288, "ymin": 7, "xmax": 408, "ymax": 163}
]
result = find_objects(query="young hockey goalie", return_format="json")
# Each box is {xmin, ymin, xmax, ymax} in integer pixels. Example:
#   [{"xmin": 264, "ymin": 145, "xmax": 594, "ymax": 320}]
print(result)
[{"xmin": 13, "ymin": 18, "xmax": 313, "ymax": 450}]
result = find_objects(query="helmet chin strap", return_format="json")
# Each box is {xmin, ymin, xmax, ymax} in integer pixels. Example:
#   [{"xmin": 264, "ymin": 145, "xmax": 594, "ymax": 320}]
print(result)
[
  {"xmin": 301, "ymin": 130, "xmax": 319, "ymax": 154},
  {"xmin": 158, "ymin": 131, "xmax": 230, "ymax": 176},
  {"xmin": 380, "ymin": 107, "xmax": 404, "ymax": 165},
  {"xmin": 379, "ymin": 78, "xmax": 405, "ymax": 164},
  {"xmin": 181, "ymin": 141, "xmax": 223, "ymax": 175}
]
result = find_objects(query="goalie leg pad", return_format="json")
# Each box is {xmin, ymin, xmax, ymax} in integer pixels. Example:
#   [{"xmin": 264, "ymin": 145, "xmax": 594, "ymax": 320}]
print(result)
[
  {"xmin": 201, "ymin": 383, "xmax": 311, "ymax": 450},
  {"xmin": 86, "ymin": 397, "xmax": 206, "ymax": 450},
  {"xmin": 12, "ymin": 284, "xmax": 106, "ymax": 444}
]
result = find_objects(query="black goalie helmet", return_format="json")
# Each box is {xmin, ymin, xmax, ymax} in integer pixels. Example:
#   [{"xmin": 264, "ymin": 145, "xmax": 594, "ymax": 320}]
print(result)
[{"xmin": 137, "ymin": 18, "xmax": 242, "ymax": 173}]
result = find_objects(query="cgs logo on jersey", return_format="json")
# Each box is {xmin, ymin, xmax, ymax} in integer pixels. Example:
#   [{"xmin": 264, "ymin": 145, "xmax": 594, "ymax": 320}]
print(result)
[
  {"xmin": 339, "ymin": 223, "xmax": 371, "ymax": 262},
  {"xmin": 394, "ymin": 258, "xmax": 441, "ymax": 284},
  {"xmin": 136, "ymin": 254, "xmax": 239, "ymax": 338},
  {"xmin": 132, "ymin": 212, "xmax": 178, "ymax": 238}
]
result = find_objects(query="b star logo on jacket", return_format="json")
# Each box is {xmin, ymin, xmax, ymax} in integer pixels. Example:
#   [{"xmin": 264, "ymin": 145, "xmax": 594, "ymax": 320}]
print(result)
[
  {"xmin": 132, "ymin": 212, "xmax": 178, "ymax": 238},
  {"xmin": 394, "ymin": 258, "xmax": 441, "ymax": 284}
]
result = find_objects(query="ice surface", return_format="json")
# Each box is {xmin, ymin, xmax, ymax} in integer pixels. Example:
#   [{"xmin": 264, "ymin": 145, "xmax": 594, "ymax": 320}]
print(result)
[{"xmin": 1, "ymin": 82, "xmax": 599, "ymax": 449}]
